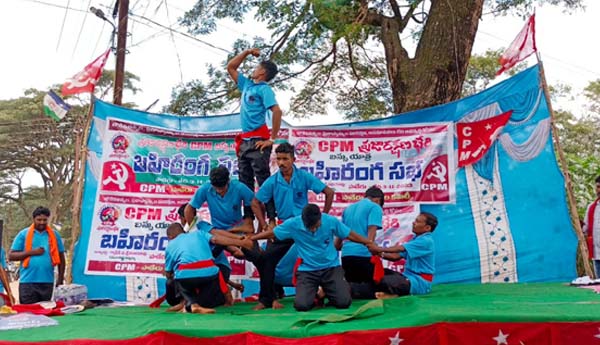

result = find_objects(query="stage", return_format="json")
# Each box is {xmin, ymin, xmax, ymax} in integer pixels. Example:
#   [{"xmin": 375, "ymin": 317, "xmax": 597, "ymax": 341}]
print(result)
[{"xmin": 1, "ymin": 283, "xmax": 600, "ymax": 344}]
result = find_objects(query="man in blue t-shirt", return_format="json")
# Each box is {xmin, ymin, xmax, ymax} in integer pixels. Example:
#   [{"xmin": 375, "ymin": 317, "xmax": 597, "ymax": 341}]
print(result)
[
  {"xmin": 164, "ymin": 222, "xmax": 252, "ymax": 314},
  {"xmin": 247, "ymin": 143, "xmax": 334, "ymax": 310},
  {"xmin": 227, "ymin": 47, "xmax": 282, "ymax": 224},
  {"xmin": 251, "ymin": 204, "xmax": 373, "ymax": 311},
  {"xmin": 185, "ymin": 166, "xmax": 254, "ymax": 258},
  {"xmin": 370, "ymin": 212, "xmax": 438, "ymax": 298},
  {"xmin": 185, "ymin": 166, "xmax": 254, "ymax": 232},
  {"xmin": 9, "ymin": 206, "xmax": 65, "ymax": 304},
  {"xmin": 336, "ymin": 186, "xmax": 384, "ymax": 299}
]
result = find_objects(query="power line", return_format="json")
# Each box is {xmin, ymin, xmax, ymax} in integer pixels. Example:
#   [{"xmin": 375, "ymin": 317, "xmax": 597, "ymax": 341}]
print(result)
[
  {"xmin": 477, "ymin": 30, "xmax": 600, "ymax": 79},
  {"xmin": 164, "ymin": 1, "xmax": 184, "ymax": 84},
  {"xmin": 71, "ymin": 0, "xmax": 93, "ymax": 60},
  {"xmin": 20, "ymin": 0, "xmax": 87, "ymax": 13},
  {"xmin": 55, "ymin": 0, "xmax": 73, "ymax": 51},
  {"xmin": 128, "ymin": 12, "xmax": 231, "ymax": 54}
]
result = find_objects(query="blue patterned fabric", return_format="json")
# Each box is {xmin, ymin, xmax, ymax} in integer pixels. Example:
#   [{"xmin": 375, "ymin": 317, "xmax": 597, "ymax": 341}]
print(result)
[{"xmin": 73, "ymin": 65, "xmax": 577, "ymax": 300}]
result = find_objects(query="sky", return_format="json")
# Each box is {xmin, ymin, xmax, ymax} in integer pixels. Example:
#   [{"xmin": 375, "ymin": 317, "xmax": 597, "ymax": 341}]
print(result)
[{"xmin": 1, "ymin": 0, "xmax": 599, "ymax": 127}]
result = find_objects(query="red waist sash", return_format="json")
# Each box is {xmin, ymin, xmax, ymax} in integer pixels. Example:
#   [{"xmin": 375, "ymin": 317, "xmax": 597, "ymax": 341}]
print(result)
[
  {"xmin": 419, "ymin": 273, "xmax": 433, "ymax": 282},
  {"xmin": 178, "ymin": 259, "xmax": 228, "ymax": 294},
  {"xmin": 234, "ymin": 124, "xmax": 270, "ymax": 156}
]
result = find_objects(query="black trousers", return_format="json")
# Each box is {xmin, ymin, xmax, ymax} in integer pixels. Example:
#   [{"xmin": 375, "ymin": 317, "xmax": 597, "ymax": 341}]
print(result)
[
  {"xmin": 343, "ymin": 255, "xmax": 377, "ymax": 299},
  {"xmin": 342, "ymin": 255, "xmax": 375, "ymax": 283},
  {"xmin": 167, "ymin": 264, "xmax": 230, "ymax": 307},
  {"xmin": 238, "ymin": 138, "xmax": 276, "ymax": 220},
  {"xmin": 176, "ymin": 275, "xmax": 225, "ymax": 309},
  {"xmin": 242, "ymin": 238, "xmax": 293, "ymax": 307},
  {"xmin": 295, "ymin": 266, "xmax": 351, "ymax": 312},
  {"xmin": 165, "ymin": 277, "xmax": 181, "ymax": 306},
  {"xmin": 19, "ymin": 282, "xmax": 54, "ymax": 304},
  {"xmin": 349, "ymin": 268, "xmax": 411, "ymax": 299}
]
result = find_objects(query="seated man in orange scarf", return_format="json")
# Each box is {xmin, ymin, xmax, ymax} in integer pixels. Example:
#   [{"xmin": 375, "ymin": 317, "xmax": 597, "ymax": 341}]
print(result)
[{"xmin": 9, "ymin": 206, "xmax": 65, "ymax": 304}]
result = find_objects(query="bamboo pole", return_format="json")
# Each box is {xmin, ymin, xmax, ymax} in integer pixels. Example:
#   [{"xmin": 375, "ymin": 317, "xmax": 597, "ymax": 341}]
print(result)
[
  {"xmin": 536, "ymin": 53, "xmax": 594, "ymax": 277},
  {"xmin": 0, "ymin": 264, "xmax": 15, "ymax": 305},
  {"xmin": 66, "ymin": 99, "xmax": 95, "ymax": 283}
]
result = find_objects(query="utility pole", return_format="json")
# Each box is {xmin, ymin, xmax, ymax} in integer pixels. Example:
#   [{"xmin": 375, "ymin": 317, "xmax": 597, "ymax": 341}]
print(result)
[{"xmin": 114, "ymin": 0, "xmax": 129, "ymax": 105}]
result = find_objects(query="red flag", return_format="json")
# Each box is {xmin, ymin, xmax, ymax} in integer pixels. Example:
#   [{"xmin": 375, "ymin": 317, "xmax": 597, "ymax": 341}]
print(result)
[
  {"xmin": 61, "ymin": 48, "xmax": 111, "ymax": 96},
  {"xmin": 456, "ymin": 110, "xmax": 513, "ymax": 167},
  {"xmin": 496, "ymin": 14, "xmax": 537, "ymax": 76}
]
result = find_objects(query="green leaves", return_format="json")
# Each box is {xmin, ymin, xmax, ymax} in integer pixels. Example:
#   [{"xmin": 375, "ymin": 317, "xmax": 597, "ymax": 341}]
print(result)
[{"xmin": 171, "ymin": 0, "xmax": 583, "ymax": 119}]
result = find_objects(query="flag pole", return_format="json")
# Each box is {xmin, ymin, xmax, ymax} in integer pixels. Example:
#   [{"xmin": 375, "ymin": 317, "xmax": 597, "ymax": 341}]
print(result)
[
  {"xmin": 535, "ymin": 52, "xmax": 594, "ymax": 278},
  {"xmin": 66, "ymin": 97, "xmax": 96, "ymax": 284}
]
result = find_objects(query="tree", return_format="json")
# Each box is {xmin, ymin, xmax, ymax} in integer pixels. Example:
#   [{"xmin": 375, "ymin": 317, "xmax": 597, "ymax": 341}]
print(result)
[
  {"xmin": 462, "ymin": 49, "xmax": 527, "ymax": 97},
  {"xmin": 0, "ymin": 70, "xmax": 140, "ymax": 242},
  {"xmin": 551, "ymin": 81, "xmax": 600, "ymax": 217},
  {"xmin": 168, "ymin": 0, "xmax": 581, "ymax": 120}
]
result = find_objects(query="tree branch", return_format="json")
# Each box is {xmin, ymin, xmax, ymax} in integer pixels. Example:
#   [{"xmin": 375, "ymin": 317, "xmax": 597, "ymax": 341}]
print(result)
[
  {"xmin": 400, "ymin": 1, "xmax": 421, "ymax": 31},
  {"xmin": 275, "ymin": 46, "xmax": 337, "ymax": 84},
  {"xmin": 270, "ymin": 3, "xmax": 310, "ymax": 57},
  {"xmin": 389, "ymin": 0, "xmax": 402, "ymax": 19}
]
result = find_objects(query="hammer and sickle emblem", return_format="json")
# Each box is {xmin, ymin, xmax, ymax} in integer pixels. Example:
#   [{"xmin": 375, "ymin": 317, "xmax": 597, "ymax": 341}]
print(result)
[
  {"xmin": 426, "ymin": 161, "xmax": 447, "ymax": 183},
  {"xmin": 102, "ymin": 163, "xmax": 129, "ymax": 190}
]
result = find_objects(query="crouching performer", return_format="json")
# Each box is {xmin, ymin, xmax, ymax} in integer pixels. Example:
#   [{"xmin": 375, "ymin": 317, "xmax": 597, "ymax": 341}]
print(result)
[
  {"xmin": 251, "ymin": 204, "xmax": 373, "ymax": 311},
  {"xmin": 164, "ymin": 222, "xmax": 251, "ymax": 314},
  {"xmin": 369, "ymin": 212, "xmax": 437, "ymax": 299}
]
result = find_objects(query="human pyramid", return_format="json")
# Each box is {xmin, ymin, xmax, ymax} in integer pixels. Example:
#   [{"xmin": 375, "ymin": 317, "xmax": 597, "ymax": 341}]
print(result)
[{"xmin": 162, "ymin": 48, "xmax": 438, "ymax": 314}]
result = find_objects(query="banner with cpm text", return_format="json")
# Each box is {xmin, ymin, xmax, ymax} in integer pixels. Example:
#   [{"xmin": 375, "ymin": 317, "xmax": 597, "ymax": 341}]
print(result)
[
  {"xmin": 289, "ymin": 124, "xmax": 455, "ymax": 205},
  {"xmin": 84, "ymin": 118, "xmax": 451, "ymax": 277}
]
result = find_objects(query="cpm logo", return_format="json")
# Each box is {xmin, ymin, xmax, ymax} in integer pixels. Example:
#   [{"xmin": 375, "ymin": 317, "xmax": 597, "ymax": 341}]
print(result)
[
  {"xmin": 99, "ymin": 206, "xmax": 121, "ymax": 226},
  {"xmin": 418, "ymin": 155, "xmax": 450, "ymax": 201},
  {"xmin": 111, "ymin": 134, "xmax": 129, "ymax": 153},
  {"xmin": 294, "ymin": 140, "xmax": 313, "ymax": 159}
]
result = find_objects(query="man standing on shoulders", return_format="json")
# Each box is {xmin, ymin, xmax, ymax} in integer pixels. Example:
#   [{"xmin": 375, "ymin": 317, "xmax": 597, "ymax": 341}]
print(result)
[
  {"xmin": 248, "ymin": 142, "xmax": 334, "ymax": 310},
  {"xmin": 227, "ymin": 47, "xmax": 281, "ymax": 224},
  {"xmin": 584, "ymin": 176, "xmax": 600, "ymax": 277},
  {"xmin": 9, "ymin": 207, "xmax": 65, "ymax": 304}
]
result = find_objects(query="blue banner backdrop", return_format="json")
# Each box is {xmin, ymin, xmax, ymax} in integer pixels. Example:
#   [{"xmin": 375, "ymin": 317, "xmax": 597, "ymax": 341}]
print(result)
[{"xmin": 72, "ymin": 65, "xmax": 577, "ymax": 300}]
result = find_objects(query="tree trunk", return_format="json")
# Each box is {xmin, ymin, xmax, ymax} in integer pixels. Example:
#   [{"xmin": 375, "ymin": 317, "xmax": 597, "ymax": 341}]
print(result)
[{"xmin": 381, "ymin": 0, "xmax": 484, "ymax": 114}]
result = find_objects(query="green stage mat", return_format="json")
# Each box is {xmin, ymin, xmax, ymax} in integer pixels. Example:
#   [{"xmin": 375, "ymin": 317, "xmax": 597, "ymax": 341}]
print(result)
[{"xmin": 2, "ymin": 283, "xmax": 600, "ymax": 342}]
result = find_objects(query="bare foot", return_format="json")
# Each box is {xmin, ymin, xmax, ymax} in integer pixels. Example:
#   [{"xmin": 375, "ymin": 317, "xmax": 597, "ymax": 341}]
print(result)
[
  {"xmin": 224, "ymin": 291, "xmax": 234, "ymax": 307},
  {"xmin": 190, "ymin": 304, "xmax": 216, "ymax": 314},
  {"xmin": 272, "ymin": 300, "xmax": 284, "ymax": 309},
  {"xmin": 166, "ymin": 302, "xmax": 184, "ymax": 312},
  {"xmin": 252, "ymin": 302, "xmax": 267, "ymax": 311},
  {"xmin": 375, "ymin": 292, "xmax": 398, "ymax": 300},
  {"xmin": 228, "ymin": 280, "xmax": 245, "ymax": 292},
  {"xmin": 317, "ymin": 287, "xmax": 326, "ymax": 299}
]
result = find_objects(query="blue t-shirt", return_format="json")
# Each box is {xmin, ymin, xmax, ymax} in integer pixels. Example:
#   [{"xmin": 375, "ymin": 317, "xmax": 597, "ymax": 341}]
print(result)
[
  {"xmin": 165, "ymin": 230, "xmax": 219, "ymax": 280},
  {"xmin": 274, "ymin": 214, "xmax": 350, "ymax": 271},
  {"xmin": 189, "ymin": 180, "xmax": 254, "ymax": 230},
  {"xmin": 11, "ymin": 228, "xmax": 65, "ymax": 284},
  {"xmin": 401, "ymin": 232, "xmax": 435, "ymax": 295},
  {"xmin": 341, "ymin": 198, "xmax": 383, "ymax": 258},
  {"xmin": 194, "ymin": 220, "xmax": 230, "ymax": 270},
  {"xmin": 237, "ymin": 74, "xmax": 278, "ymax": 133},
  {"xmin": 256, "ymin": 166, "xmax": 326, "ymax": 221},
  {"xmin": 0, "ymin": 248, "xmax": 6, "ymax": 292}
]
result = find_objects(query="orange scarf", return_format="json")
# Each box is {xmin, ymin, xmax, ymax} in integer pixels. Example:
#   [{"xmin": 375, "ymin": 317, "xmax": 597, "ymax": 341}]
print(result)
[{"xmin": 23, "ymin": 224, "xmax": 61, "ymax": 268}]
